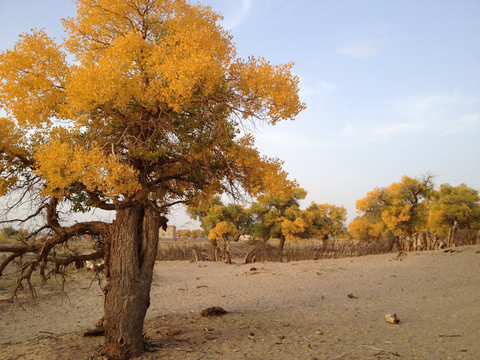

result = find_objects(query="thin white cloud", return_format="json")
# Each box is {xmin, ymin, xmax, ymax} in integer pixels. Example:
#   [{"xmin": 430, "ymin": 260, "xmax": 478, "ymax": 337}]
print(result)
[
  {"xmin": 222, "ymin": 0, "xmax": 252, "ymax": 29},
  {"xmin": 391, "ymin": 94, "xmax": 480, "ymax": 136},
  {"xmin": 341, "ymin": 93, "xmax": 480, "ymax": 141},
  {"xmin": 338, "ymin": 40, "xmax": 378, "ymax": 59},
  {"xmin": 299, "ymin": 78, "xmax": 338, "ymax": 99},
  {"xmin": 372, "ymin": 122, "xmax": 426, "ymax": 138}
]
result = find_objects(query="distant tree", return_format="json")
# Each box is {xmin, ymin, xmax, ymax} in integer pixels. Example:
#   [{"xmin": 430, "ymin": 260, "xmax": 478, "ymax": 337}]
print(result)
[
  {"xmin": 249, "ymin": 187, "xmax": 307, "ymax": 251},
  {"xmin": 427, "ymin": 183, "xmax": 480, "ymax": 235},
  {"xmin": 280, "ymin": 203, "xmax": 308, "ymax": 242},
  {"xmin": 350, "ymin": 175, "xmax": 434, "ymax": 240},
  {"xmin": 190, "ymin": 229, "xmax": 204, "ymax": 239},
  {"xmin": 0, "ymin": 0, "xmax": 304, "ymax": 358},
  {"xmin": 188, "ymin": 197, "xmax": 251, "ymax": 263},
  {"xmin": 303, "ymin": 203, "xmax": 347, "ymax": 240},
  {"xmin": 1, "ymin": 226, "xmax": 19, "ymax": 238},
  {"xmin": 177, "ymin": 229, "xmax": 191, "ymax": 239},
  {"xmin": 381, "ymin": 175, "xmax": 433, "ymax": 236}
]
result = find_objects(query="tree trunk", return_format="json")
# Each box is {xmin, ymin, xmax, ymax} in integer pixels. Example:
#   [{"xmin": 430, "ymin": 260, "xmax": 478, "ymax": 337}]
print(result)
[
  {"xmin": 278, "ymin": 235, "xmax": 286, "ymax": 253},
  {"xmin": 104, "ymin": 205, "xmax": 161, "ymax": 359},
  {"xmin": 212, "ymin": 243, "xmax": 220, "ymax": 261},
  {"xmin": 223, "ymin": 239, "xmax": 231, "ymax": 264}
]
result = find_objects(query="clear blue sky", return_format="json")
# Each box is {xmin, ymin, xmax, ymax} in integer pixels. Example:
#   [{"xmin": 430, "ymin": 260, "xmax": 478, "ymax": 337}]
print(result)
[{"xmin": 1, "ymin": 0, "xmax": 479, "ymax": 227}]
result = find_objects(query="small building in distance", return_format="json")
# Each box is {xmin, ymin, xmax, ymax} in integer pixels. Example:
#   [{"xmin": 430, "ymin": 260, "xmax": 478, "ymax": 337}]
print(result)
[{"xmin": 159, "ymin": 225, "xmax": 176, "ymax": 241}]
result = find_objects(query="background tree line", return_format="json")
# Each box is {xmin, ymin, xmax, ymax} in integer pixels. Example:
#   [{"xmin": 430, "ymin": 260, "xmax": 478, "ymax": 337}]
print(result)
[
  {"xmin": 349, "ymin": 174, "xmax": 480, "ymax": 240},
  {"xmin": 186, "ymin": 186, "xmax": 347, "ymax": 262},
  {"xmin": 181, "ymin": 174, "xmax": 480, "ymax": 263}
]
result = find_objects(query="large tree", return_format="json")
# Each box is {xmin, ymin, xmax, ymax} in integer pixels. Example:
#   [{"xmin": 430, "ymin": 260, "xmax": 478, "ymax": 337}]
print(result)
[{"xmin": 0, "ymin": 1, "xmax": 304, "ymax": 358}]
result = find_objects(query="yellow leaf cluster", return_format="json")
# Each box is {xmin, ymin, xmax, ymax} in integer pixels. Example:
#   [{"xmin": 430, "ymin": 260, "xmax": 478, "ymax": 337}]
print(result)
[
  {"xmin": 208, "ymin": 221, "xmax": 238, "ymax": 242},
  {"xmin": 0, "ymin": 117, "xmax": 28, "ymax": 195},
  {"xmin": 0, "ymin": 179, "xmax": 6, "ymax": 197},
  {"xmin": 348, "ymin": 217, "xmax": 385, "ymax": 241},
  {"xmin": 426, "ymin": 183, "xmax": 480, "ymax": 235},
  {"xmin": 34, "ymin": 139, "xmax": 140, "ymax": 198},
  {"xmin": 146, "ymin": 3, "xmax": 233, "ymax": 112},
  {"xmin": 230, "ymin": 136, "xmax": 298, "ymax": 199},
  {"xmin": 64, "ymin": 0, "xmax": 234, "ymax": 114},
  {"xmin": 67, "ymin": 31, "xmax": 147, "ymax": 114},
  {"xmin": 230, "ymin": 57, "xmax": 306, "ymax": 124},
  {"xmin": 281, "ymin": 217, "xmax": 307, "ymax": 240},
  {"xmin": 317, "ymin": 203, "xmax": 347, "ymax": 222},
  {"xmin": 0, "ymin": 30, "xmax": 68, "ymax": 128},
  {"xmin": 427, "ymin": 209, "xmax": 448, "ymax": 236},
  {"xmin": 0, "ymin": 117, "xmax": 26, "ymax": 159},
  {"xmin": 381, "ymin": 202, "xmax": 412, "ymax": 236},
  {"xmin": 1, "ymin": 0, "xmax": 306, "ymax": 209}
]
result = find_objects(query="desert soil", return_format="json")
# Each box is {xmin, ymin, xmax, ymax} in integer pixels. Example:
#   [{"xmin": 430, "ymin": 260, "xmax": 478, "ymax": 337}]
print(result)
[{"xmin": 1, "ymin": 244, "xmax": 479, "ymax": 360}]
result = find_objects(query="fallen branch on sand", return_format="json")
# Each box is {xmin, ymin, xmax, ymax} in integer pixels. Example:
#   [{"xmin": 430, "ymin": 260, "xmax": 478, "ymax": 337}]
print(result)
[
  {"xmin": 328, "ymin": 344, "xmax": 400, "ymax": 359},
  {"xmin": 438, "ymin": 334, "xmax": 462, "ymax": 338}
]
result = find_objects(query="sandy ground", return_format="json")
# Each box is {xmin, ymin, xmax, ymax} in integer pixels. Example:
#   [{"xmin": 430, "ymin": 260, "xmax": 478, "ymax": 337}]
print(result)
[{"xmin": 1, "ymin": 244, "xmax": 479, "ymax": 359}]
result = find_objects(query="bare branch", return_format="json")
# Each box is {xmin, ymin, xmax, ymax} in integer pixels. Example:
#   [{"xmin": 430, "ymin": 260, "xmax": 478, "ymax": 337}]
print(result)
[{"xmin": 48, "ymin": 249, "xmax": 105, "ymax": 267}]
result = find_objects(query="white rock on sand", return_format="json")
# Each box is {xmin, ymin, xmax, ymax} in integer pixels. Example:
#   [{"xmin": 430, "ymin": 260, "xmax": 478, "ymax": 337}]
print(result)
[{"xmin": 1, "ymin": 245, "xmax": 479, "ymax": 359}]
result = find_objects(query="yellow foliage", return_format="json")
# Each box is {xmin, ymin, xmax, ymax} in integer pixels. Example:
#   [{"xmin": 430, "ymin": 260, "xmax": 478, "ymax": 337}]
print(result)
[
  {"xmin": 34, "ymin": 138, "xmax": 140, "ymax": 198},
  {"xmin": 208, "ymin": 221, "xmax": 238, "ymax": 241},
  {"xmin": 317, "ymin": 203, "xmax": 347, "ymax": 222},
  {"xmin": 427, "ymin": 183, "xmax": 480, "ymax": 235},
  {"xmin": 281, "ymin": 217, "xmax": 307, "ymax": 240},
  {"xmin": 427, "ymin": 209, "xmax": 449, "ymax": 236},
  {"xmin": 381, "ymin": 203, "xmax": 412, "ymax": 236},
  {"xmin": 0, "ymin": 179, "xmax": 6, "ymax": 197},
  {"xmin": 229, "ymin": 136, "xmax": 298, "ymax": 198},
  {"xmin": 230, "ymin": 57, "xmax": 306, "ymax": 124},
  {"xmin": 0, "ymin": 117, "xmax": 27, "ymax": 159},
  {"xmin": 0, "ymin": 30, "xmax": 68, "ymax": 128},
  {"xmin": 1, "ymin": 0, "xmax": 305, "ymax": 208},
  {"xmin": 355, "ymin": 187, "xmax": 389, "ymax": 214},
  {"xmin": 64, "ymin": 0, "xmax": 234, "ymax": 115},
  {"xmin": 349, "ymin": 217, "xmax": 385, "ymax": 241}
]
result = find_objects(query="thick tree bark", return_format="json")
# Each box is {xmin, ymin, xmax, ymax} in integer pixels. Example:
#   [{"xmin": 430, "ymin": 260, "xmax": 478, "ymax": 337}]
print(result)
[
  {"xmin": 278, "ymin": 235, "xmax": 286, "ymax": 253},
  {"xmin": 212, "ymin": 243, "xmax": 220, "ymax": 261},
  {"xmin": 223, "ymin": 239, "xmax": 231, "ymax": 264},
  {"xmin": 103, "ymin": 205, "xmax": 161, "ymax": 360}
]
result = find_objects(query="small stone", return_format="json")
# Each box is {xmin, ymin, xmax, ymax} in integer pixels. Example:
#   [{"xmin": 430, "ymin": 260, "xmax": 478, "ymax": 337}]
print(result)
[{"xmin": 385, "ymin": 313, "xmax": 400, "ymax": 324}]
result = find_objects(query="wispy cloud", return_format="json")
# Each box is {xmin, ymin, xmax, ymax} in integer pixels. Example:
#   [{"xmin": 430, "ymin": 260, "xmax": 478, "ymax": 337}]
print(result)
[
  {"xmin": 342, "ymin": 93, "xmax": 480, "ymax": 140},
  {"xmin": 338, "ymin": 40, "xmax": 378, "ymax": 59},
  {"xmin": 299, "ymin": 77, "xmax": 338, "ymax": 99},
  {"xmin": 222, "ymin": 0, "xmax": 252, "ymax": 29},
  {"xmin": 391, "ymin": 94, "xmax": 480, "ymax": 136}
]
